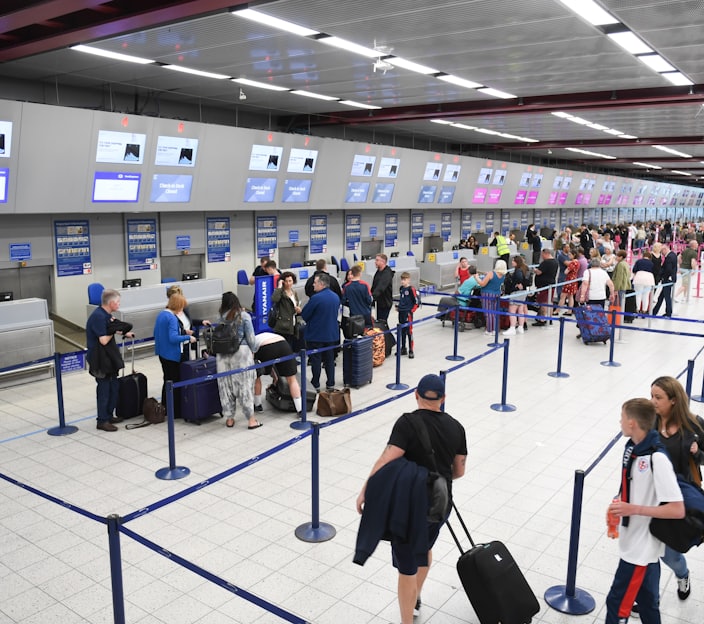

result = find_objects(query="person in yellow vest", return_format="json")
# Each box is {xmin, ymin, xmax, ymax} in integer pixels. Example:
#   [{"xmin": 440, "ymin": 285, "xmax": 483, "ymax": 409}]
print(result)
[{"xmin": 490, "ymin": 231, "xmax": 510, "ymax": 266}]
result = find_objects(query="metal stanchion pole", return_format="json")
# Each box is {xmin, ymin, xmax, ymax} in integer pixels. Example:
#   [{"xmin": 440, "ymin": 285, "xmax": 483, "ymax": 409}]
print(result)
[
  {"xmin": 548, "ymin": 316, "xmax": 570, "ymax": 378},
  {"xmin": 155, "ymin": 381, "xmax": 190, "ymax": 480},
  {"xmin": 490, "ymin": 340, "xmax": 516, "ymax": 412},
  {"xmin": 387, "ymin": 323, "xmax": 409, "ymax": 390},
  {"xmin": 446, "ymin": 303, "xmax": 464, "ymax": 362},
  {"xmin": 48, "ymin": 352, "xmax": 79, "ymax": 436},
  {"xmin": 106, "ymin": 514, "xmax": 127, "ymax": 624},
  {"xmin": 291, "ymin": 349, "xmax": 313, "ymax": 431}
]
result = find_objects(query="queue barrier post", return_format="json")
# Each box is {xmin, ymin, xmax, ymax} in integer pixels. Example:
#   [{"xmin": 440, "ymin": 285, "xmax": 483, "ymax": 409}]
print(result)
[
  {"xmin": 439, "ymin": 369, "xmax": 447, "ymax": 412},
  {"xmin": 295, "ymin": 422, "xmax": 336, "ymax": 543},
  {"xmin": 544, "ymin": 470, "xmax": 596, "ymax": 614},
  {"xmin": 387, "ymin": 323, "xmax": 409, "ymax": 390},
  {"xmin": 490, "ymin": 340, "xmax": 516, "ymax": 412},
  {"xmin": 47, "ymin": 352, "xmax": 79, "ymax": 436},
  {"xmin": 446, "ymin": 303, "xmax": 464, "ymax": 362},
  {"xmin": 155, "ymin": 381, "xmax": 191, "ymax": 480},
  {"xmin": 291, "ymin": 349, "xmax": 313, "ymax": 431},
  {"xmin": 600, "ymin": 308, "xmax": 621, "ymax": 368},
  {"xmin": 548, "ymin": 316, "xmax": 570, "ymax": 379},
  {"xmin": 692, "ymin": 361, "xmax": 704, "ymax": 403},
  {"xmin": 685, "ymin": 359, "xmax": 695, "ymax": 400},
  {"xmin": 107, "ymin": 514, "xmax": 127, "ymax": 624}
]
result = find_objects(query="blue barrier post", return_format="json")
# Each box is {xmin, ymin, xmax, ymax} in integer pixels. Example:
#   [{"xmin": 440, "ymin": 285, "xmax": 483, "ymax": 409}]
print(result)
[
  {"xmin": 685, "ymin": 359, "xmax": 695, "ymax": 399},
  {"xmin": 106, "ymin": 514, "xmax": 127, "ymax": 624},
  {"xmin": 544, "ymin": 470, "xmax": 596, "ymax": 614},
  {"xmin": 387, "ymin": 324, "xmax": 409, "ymax": 390},
  {"xmin": 548, "ymin": 317, "xmax": 570, "ymax": 379},
  {"xmin": 295, "ymin": 422, "xmax": 336, "ymax": 543},
  {"xmin": 440, "ymin": 369, "xmax": 447, "ymax": 412},
  {"xmin": 692, "ymin": 364, "xmax": 704, "ymax": 403},
  {"xmin": 47, "ymin": 352, "xmax": 79, "ymax": 436},
  {"xmin": 291, "ymin": 349, "xmax": 313, "ymax": 431},
  {"xmin": 600, "ymin": 310, "xmax": 621, "ymax": 368},
  {"xmin": 155, "ymin": 381, "xmax": 191, "ymax": 480},
  {"xmin": 490, "ymin": 340, "xmax": 516, "ymax": 412},
  {"xmin": 446, "ymin": 304, "xmax": 464, "ymax": 362}
]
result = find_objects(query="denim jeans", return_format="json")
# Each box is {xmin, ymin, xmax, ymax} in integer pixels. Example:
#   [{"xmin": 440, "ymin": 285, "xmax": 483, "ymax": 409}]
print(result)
[
  {"xmin": 661, "ymin": 546, "xmax": 688, "ymax": 579},
  {"xmin": 96, "ymin": 375, "xmax": 119, "ymax": 422}
]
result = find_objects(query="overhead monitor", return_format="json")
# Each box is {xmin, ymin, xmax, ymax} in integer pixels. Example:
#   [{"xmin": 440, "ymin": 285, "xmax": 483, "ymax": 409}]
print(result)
[
  {"xmin": 96, "ymin": 130, "xmax": 146, "ymax": 164},
  {"xmin": 150, "ymin": 174, "xmax": 193, "ymax": 203},
  {"xmin": 92, "ymin": 172, "xmax": 141, "ymax": 203},
  {"xmin": 155, "ymin": 135, "xmax": 199, "ymax": 166}
]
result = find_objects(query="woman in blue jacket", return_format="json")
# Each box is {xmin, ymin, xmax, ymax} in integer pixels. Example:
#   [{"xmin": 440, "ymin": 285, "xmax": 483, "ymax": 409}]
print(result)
[{"xmin": 154, "ymin": 292, "xmax": 195, "ymax": 417}]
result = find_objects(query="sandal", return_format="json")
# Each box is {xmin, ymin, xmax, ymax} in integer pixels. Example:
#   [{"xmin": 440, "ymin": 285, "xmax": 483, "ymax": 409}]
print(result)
[
  {"xmin": 226, "ymin": 418, "xmax": 235, "ymax": 428},
  {"xmin": 247, "ymin": 421, "xmax": 263, "ymax": 430}
]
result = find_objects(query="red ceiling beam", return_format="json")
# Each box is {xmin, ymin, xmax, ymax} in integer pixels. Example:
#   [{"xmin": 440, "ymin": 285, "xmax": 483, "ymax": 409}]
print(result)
[
  {"xmin": 0, "ymin": 1, "xmax": 113, "ymax": 32},
  {"xmin": 0, "ymin": 0, "xmax": 275, "ymax": 62}
]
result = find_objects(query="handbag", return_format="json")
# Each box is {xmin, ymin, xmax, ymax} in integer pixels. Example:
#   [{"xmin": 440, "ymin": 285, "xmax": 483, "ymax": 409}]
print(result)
[
  {"xmin": 316, "ymin": 388, "xmax": 352, "ymax": 417},
  {"xmin": 126, "ymin": 397, "xmax": 166, "ymax": 429}
]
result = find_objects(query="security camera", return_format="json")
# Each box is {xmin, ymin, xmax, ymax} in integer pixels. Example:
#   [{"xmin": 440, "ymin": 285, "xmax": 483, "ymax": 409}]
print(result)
[{"xmin": 239, "ymin": 88, "xmax": 247, "ymax": 101}]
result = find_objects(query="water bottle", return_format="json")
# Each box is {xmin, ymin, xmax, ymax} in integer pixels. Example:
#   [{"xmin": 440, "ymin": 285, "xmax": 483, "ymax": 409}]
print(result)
[{"xmin": 607, "ymin": 496, "xmax": 620, "ymax": 539}]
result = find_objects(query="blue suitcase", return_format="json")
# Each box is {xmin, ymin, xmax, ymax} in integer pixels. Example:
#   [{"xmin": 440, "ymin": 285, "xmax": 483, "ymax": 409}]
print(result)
[
  {"xmin": 574, "ymin": 304, "xmax": 610, "ymax": 344},
  {"xmin": 179, "ymin": 356, "xmax": 223, "ymax": 423},
  {"xmin": 342, "ymin": 337, "xmax": 373, "ymax": 388}
]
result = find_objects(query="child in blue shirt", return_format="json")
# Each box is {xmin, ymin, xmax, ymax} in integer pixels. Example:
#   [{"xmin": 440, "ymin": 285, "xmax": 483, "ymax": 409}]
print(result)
[{"xmin": 397, "ymin": 272, "xmax": 420, "ymax": 358}]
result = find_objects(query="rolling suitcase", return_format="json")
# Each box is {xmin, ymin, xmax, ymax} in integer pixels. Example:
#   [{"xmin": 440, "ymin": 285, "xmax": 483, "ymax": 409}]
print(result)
[
  {"xmin": 265, "ymin": 365, "xmax": 316, "ymax": 412},
  {"xmin": 574, "ymin": 303, "xmax": 610, "ymax": 344},
  {"xmin": 116, "ymin": 337, "xmax": 148, "ymax": 420},
  {"xmin": 438, "ymin": 296, "xmax": 458, "ymax": 326},
  {"xmin": 447, "ymin": 504, "xmax": 540, "ymax": 624},
  {"xmin": 179, "ymin": 355, "xmax": 223, "ymax": 423},
  {"xmin": 342, "ymin": 337, "xmax": 373, "ymax": 388},
  {"xmin": 373, "ymin": 319, "xmax": 396, "ymax": 357},
  {"xmin": 623, "ymin": 289, "xmax": 636, "ymax": 324}
]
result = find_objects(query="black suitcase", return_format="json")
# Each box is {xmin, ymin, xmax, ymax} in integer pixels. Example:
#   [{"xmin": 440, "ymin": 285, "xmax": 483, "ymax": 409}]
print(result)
[
  {"xmin": 623, "ymin": 289, "xmax": 636, "ymax": 324},
  {"xmin": 374, "ymin": 319, "xmax": 396, "ymax": 356},
  {"xmin": 438, "ymin": 296, "xmax": 459, "ymax": 326},
  {"xmin": 342, "ymin": 337, "xmax": 373, "ymax": 388},
  {"xmin": 179, "ymin": 355, "xmax": 223, "ymax": 423},
  {"xmin": 343, "ymin": 314, "xmax": 366, "ymax": 339},
  {"xmin": 116, "ymin": 338, "xmax": 147, "ymax": 420},
  {"xmin": 265, "ymin": 365, "xmax": 316, "ymax": 412},
  {"xmin": 447, "ymin": 505, "xmax": 540, "ymax": 624}
]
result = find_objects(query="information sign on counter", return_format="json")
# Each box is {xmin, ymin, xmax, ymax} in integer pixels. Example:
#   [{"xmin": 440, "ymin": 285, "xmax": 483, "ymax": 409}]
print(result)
[
  {"xmin": 126, "ymin": 219, "xmax": 157, "ymax": 271},
  {"xmin": 385, "ymin": 213, "xmax": 398, "ymax": 248},
  {"xmin": 309, "ymin": 215, "xmax": 327, "ymax": 254},
  {"xmin": 206, "ymin": 217, "xmax": 231, "ymax": 263},
  {"xmin": 55, "ymin": 220, "xmax": 92, "ymax": 277},
  {"xmin": 256, "ymin": 216, "xmax": 277, "ymax": 258},
  {"xmin": 411, "ymin": 212, "xmax": 424, "ymax": 244},
  {"xmin": 345, "ymin": 213, "xmax": 361, "ymax": 251},
  {"xmin": 441, "ymin": 212, "xmax": 452, "ymax": 242}
]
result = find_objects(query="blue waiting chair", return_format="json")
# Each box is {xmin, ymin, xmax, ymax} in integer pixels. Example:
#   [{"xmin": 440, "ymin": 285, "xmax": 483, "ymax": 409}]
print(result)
[
  {"xmin": 340, "ymin": 258, "xmax": 350, "ymax": 273},
  {"xmin": 87, "ymin": 283, "xmax": 104, "ymax": 306},
  {"xmin": 291, "ymin": 262, "xmax": 303, "ymax": 268},
  {"xmin": 237, "ymin": 269, "xmax": 249, "ymax": 285}
]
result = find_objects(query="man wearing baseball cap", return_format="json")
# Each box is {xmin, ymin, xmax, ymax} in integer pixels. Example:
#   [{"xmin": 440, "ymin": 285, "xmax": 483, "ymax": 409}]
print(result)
[{"xmin": 355, "ymin": 374, "xmax": 467, "ymax": 624}]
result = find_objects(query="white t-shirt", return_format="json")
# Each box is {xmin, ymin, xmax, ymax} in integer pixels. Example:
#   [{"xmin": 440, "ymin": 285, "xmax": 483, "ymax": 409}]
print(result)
[
  {"xmin": 252, "ymin": 331, "xmax": 285, "ymax": 353},
  {"xmin": 619, "ymin": 451, "xmax": 682, "ymax": 565},
  {"xmin": 585, "ymin": 268, "xmax": 610, "ymax": 301}
]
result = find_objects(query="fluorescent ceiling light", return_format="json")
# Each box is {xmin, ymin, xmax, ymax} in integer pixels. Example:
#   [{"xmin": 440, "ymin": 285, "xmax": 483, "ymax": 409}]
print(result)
[
  {"xmin": 71, "ymin": 44, "xmax": 154, "ymax": 64},
  {"xmin": 661, "ymin": 72, "xmax": 693, "ymax": 86},
  {"xmin": 474, "ymin": 128, "xmax": 501, "ymax": 135},
  {"xmin": 317, "ymin": 36, "xmax": 380, "ymax": 58},
  {"xmin": 517, "ymin": 137, "xmax": 540, "ymax": 143},
  {"xmin": 608, "ymin": 31, "xmax": 653, "ymax": 55},
  {"xmin": 671, "ymin": 170, "xmax": 693, "ymax": 176},
  {"xmin": 339, "ymin": 100, "xmax": 382, "ymax": 109},
  {"xmin": 164, "ymin": 65, "xmax": 229, "ymax": 80},
  {"xmin": 604, "ymin": 128, "xmax": 624, "ymax": 135},
  {"xmin": 233, "ymin": 8, "xmax": 319, "ymax": 37},
  {"xmin": 290, "ymin": 89, "xmax": 339, "ymax": 101},
  {"xmin": 551, "ymin": 111, "xmax": 573, "ymax": 119},
  {"xmin": 654, "ymin": 145, "xmax": 692, "ymax": 158},
  {"xmin": 386, "ymin": 57, "xmax": 438, "ymax": 75},
  {"xmin": 587, "ymin": 123, "xmax": 609, "ymax": 130},
  {"xmin": 569, "ymin": 116, "xmax": 591, "ymax": 125},
  {"xmin": 437, "ymin": 74, "xmax": 482, "ymax": 89},
  {"xmin": 637, "ymin": 54, "xmax": 675, "ymax": 73},
  {"xmin": 430, "ymin": 119, "xmax": 453, "ymax": 125},
  {"xmin": 232, "ymin": 78, "xmax": 289, "ymax": 91},
  {"xmin": 618, "ymin": 134, "xmax": 638, "ymax": 139},
  {"xmin": 477, "ymin": 87, "xmax": 516, "ymax": 99},
  {"xmin": 633, "ymin": 162, "xmax": 662, "ymax": 169},
  {"xmin": 557, "ymin": 0, "xmax": 619, "ymax": 26},
  {"xmin": 565, "ymin": 147, "xmax": 616, "ymax": 159},
  {"xmin": 450, "ymin": 123, "xmax": 477, "ymax": 130}
]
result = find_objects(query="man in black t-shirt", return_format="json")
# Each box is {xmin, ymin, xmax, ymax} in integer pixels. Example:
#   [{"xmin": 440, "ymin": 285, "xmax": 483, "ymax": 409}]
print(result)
[
  {"xmin": 356, "ymin": 374, "xmax": 467, "ymax": 624},
  {"xmin": 533, "ymin": 248, "xmax": 559, "ymax": 326}
]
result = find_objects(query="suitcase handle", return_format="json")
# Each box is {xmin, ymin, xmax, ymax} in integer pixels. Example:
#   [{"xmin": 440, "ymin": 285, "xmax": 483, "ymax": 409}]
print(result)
[
  {"xmin": 120, "ymin": 334, "xmax": 137, "ymax": 376},
  {"xmin": 445, "ymin": 502, "xmax": 476, "ymax": 555}
]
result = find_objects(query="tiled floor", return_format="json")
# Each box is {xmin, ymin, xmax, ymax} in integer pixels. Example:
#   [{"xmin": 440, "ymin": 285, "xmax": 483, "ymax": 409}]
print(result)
[{"xmin": 1, "ymin": 293, "xmax": 704, "ymax": 623}]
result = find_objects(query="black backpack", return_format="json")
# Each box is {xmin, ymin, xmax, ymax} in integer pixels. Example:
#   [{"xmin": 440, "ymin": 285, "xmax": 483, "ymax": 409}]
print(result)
[{"xmin": 206, "ymin": 321, "xmax": 241, "ymax": 355}]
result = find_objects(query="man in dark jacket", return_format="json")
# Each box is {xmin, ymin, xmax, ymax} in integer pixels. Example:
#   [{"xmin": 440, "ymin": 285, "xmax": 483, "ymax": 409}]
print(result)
[
  {"xmin": 355, "ymin": 374, "xmax": 467, "ymax": 624},
  {"xmin": 371, "ymin": 253, "xmax": 394, "ymax": 321},
  {"xmin": 579, "ymin": 223, "xmax": 594, "ymax": 255},
  {"xmin": 304, "ymin": 258, "xmax": 342, "ymax": 300},
  {"xmin": 533, "ymin": 248, "xmax": 558, "ymax": 326},
  {"xmin": 653, "ymin": 244, "xmax": 678, "ymax": 317}
]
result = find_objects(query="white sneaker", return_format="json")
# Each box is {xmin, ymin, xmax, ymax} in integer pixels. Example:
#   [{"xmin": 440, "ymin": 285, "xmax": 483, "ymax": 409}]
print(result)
[
  {"xmin": 484, "ymin": 330, "xmax": 493, "ymax": 336},
  {"xmin": 516, "ymin": 325, "xmax": 525, "ymax": 334},
  {"xmin": 503, "ymin": 327, "xmax": 516, "ymax": 336}
]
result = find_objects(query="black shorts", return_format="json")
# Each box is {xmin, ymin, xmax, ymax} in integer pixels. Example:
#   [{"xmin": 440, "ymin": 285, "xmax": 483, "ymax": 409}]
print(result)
[{"xmin": 256, "ymin": 340, "xmax": 296, "ymax": 378}]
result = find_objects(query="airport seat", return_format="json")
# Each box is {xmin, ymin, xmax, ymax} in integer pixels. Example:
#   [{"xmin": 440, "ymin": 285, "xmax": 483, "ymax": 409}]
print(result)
[
  {"xmin": 407, "ymin": 251, "xmax": 415, "ymax": 256},
  {"xmin": 161, "ymin": 277, "xmax": 177, "ymax": 284},
  {"xmin": 87, "ymin": 283, "xmax": 104, "ymax": 306},
  {"xmin": 340, "ymin": 258, "xmax": 350, "ymax": 273},
  {"xmin": 237, "ymin": 269, "xmax": 249, "ymax": 285},
  {"xmin": 290, "ymin": 262, "xmax": 303, "ymax": 268}
]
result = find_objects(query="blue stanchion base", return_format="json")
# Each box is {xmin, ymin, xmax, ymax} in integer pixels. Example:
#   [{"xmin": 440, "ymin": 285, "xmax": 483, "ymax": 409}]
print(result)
[
  {"xmin": 386, "ymin": 383, "xmax": 410, "ymax": 390},
  {"xmin": 544, "ymin": 585, "xmax": 596, "ymax": 615},
  {"xmin": 600, "ymin": 360, "xmax": 622, "ymax": 367},
  {"xmin": 155, "ymin": 466, "xmax": 191, "ymax": 480},
  {"xmin": 445, "ymin": 355, "xmax": 465, "ymax": 361},
  {"xmin": 290, "ymin": 420, "xmax": 314, "ymax": 430},
  {"xmin": 486, "ymin": 341, "xmax": 501, "ymax": 348},
  {"xmin": 691, "ymin": 395, "xmax": 704, "ymax": 403},
  {"xmin": 490, "ymin": 403, "xmax": 516, "ymax": 412},
  {"xmin": 47, "ymin": 425, "xmax": 79, "ymax": 436},
  {"xmin": 295, "ymin": 522, "xmax": 336, "ymax": 543},
  {"xmin": 547, "ymin": 371, "xmax": 570, "ymax": 378}
]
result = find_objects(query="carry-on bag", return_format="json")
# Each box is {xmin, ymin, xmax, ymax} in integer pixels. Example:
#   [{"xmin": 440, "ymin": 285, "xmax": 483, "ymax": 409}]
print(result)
[
  {"xmin": 343, "ymin": 314, "xmax": 366, "ymax": 339},
  {"xmin": 446, "ymin": 504, "xmax": 540, "ymax": 624},
  {"xmin": 179, "ymin": 353, "xmax": 223, "ymax": 423},
  {"xmin": 574, "ymin": 303, "xmax": 610, "ymax": 344},
  {"xmin": 316, "ymin": 387, "xmax": 352, "ymax": 417},
  {"xmin": 438, "ymin": 296, "xmax": 459, "ymax": 326},
  {"xmin": 373, "ymin": 319, "xmax": 396, "ymax": 357},
  {"xmin": 116, "ymin": 336, "xmax": 148, "ymax": 420},
  {"xmin": 623, "ymin": 289, "xmax": 636, "ymax": 324},
  {"xmin": 265, "ymin": 365, "xmax": 316, "ymax": 413},
  {"xmin": 342, "ymin": 337, "xmax": 373, "ymax": 388}
]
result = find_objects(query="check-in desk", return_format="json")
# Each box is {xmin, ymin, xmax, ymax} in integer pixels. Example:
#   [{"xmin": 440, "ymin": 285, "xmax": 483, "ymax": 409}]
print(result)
[
  {"xmin": 475, "ymin": 243, "xmax": 519, "ymax": 272},
  {"xmin": 0, "ymin": 298, "xmax": 55, "ymax": 387},
  {"xmin": 88, "ymin": 279, "xmax": 224, "ymax": 351},
  {"xmin": 420, "ymin": 251, "xmax": 461, "ymax": 290},
  {"xmin": 389, "ymin": 256, "xmax": 421, "ymax": 292}
]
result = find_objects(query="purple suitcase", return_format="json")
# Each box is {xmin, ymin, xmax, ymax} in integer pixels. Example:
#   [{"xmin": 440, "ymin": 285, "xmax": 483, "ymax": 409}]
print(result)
[
  {"xmin": 179, "ymin": 355, "xmax": 223, "ymax": 423},
  {"xmin": 574, "ymin": 304, "xmax": 610, "ymax": 344}
]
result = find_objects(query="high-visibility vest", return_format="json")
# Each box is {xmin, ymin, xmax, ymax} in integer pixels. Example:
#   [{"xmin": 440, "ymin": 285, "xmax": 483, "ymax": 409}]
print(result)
[{"xmin": 495, "ymin": 235, "xmax": 510, "ymax": 257}]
